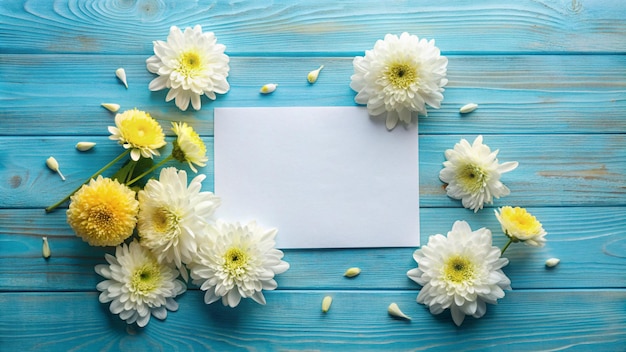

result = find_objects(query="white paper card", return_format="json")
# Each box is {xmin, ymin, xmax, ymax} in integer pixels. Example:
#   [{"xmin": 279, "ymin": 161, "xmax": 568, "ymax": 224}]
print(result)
[{"xmin": 214, "ymin": 106, "xmax": 419, "ymax": 249}]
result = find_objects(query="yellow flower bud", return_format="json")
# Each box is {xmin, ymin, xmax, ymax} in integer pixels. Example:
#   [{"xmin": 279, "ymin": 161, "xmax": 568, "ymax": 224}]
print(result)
[
  {"xmin": 343, "ymin": 267, "xmax": 361, "ymax": 278},
  {"xmin": 307, "ymin": 65, "xmax": 324, "ymax": 84},
  {"xmin": 260, "ymin": 83, "xmax": 277, "ymax": 94},
  {"xmin": 321, "ymin": 296, "xmax": 333, "ymax": 313}
]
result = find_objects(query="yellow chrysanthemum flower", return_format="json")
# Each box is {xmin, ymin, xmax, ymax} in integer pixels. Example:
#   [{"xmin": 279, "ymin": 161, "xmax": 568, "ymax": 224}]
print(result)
[
  {"xmin": 108, "ymin": 108, "xmax": 167, "ymax": 161},
  {"xmin": 171, "ymin": 122, "xmax": 208, "ymax": 173},
  {"xmin": 494, "ymin": 206, "xmax": 547, "ymax": 247},
  {"xmin": 67, "ymin": 176, "xmax": 139, "ymax": 246}
]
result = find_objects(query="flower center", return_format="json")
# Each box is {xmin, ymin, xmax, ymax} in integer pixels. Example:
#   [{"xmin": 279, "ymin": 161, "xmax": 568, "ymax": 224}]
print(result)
[
  {"xmin": 443, "ymin": 255, "xmax": 475, "ymax": 283},
  {"xmin": 88, "ymin": 206, "xmax": 114, "ymax": 234},
  {"xmin": 177, "ymin": 50, "xmax": 203, "ymax": 77},
  {"xmin": 385, "ymin": 62, "xmax": 418, "ymax": 89},
  {"xmin": 130, "ymin": 263, "xmax": 161, "ymax": 295},
  {"xmin": 150, "ymin": 207, "xmax": 182, "ymax": 244},
  {"xmin": 223, "ymin": 247, "xmax": 249, "ymax": 278},
  {"xmin": 458, "ymin": 163, "xmax": 488, "ymax": 193},
  {"xmin": 119, "ymin": 113, "xmax": 165, "ymax": 148}
]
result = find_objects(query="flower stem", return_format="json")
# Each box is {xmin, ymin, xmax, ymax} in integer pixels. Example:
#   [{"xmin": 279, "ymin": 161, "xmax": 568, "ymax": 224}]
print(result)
[
  {"xmin": 126, "ymin": 155, "xmax": 173, "ymax": 187},
  {"xmin": 45, "ymin": 149, "xmax": 131, "ymax": 213},
  {"xmin": 501, "ymin": 238, "xmax": 514, "ymax": 255}
]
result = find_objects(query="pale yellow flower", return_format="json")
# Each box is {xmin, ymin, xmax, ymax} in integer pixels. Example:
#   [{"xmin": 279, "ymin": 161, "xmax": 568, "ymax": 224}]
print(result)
[
  {"xmin": 171, "ymin": 122, "xmax": 208, "ymax": 173},
  {"xmin": 108, "ymin": 109, "xmax": 167, "ymax": 161},
  {"xmin": 67, "ymin": 176, "xmax": 139, "ymax": 246},
  {"xmin": 494, "ymin": 206, "xmax": 547, "ymax": 247}
]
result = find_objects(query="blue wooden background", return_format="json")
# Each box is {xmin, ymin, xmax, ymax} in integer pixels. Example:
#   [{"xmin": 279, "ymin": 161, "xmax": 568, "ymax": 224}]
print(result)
[{"xmin": 1, "ymin": 0, "xmax": 625, "ymax": 350}]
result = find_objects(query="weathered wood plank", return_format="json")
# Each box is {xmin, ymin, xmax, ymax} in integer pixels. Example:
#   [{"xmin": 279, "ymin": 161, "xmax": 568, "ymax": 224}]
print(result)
[
  {"xmin": 1, "ymin": 290, "xmax": 624, "ymax": 351},
  {"xmin": 1, "ymin": 0, "xmax": 625, "ymax": 54},
  {"xmin": 1, "ymin": 55, "xmax": 625, "ymax": 136},
  {"xmin": 1, "ymin": 134, "xmax": 623, "ymax": 209},
  {"xmin": 1, "ymin": 207, "xmax": 624, "ymax": 291}
]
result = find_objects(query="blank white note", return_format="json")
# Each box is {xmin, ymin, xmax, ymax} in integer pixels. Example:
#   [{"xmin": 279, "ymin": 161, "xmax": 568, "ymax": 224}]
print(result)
[{"xmin": 214, "ymin": 106, "xmax": 419, "ymax": 249}]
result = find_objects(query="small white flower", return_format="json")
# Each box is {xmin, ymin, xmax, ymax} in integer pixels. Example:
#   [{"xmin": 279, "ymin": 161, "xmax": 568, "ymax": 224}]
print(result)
[
  {"xmin": 189, "ymin": 220, "xmax": 290, "ymax": 308},
  {"xmin": 146, "ymin": 25, "xmax": 230, "ymax": 111},
  {"xmin": 137, "ymin": 167, "xmax": 220, "ymax": 279},
  {"xmin": 407, "ymin": 221, "xmax": 511, "ymax": 326},
  {"xmin": 95, "ymin": 240, "xmax": 186, "ymax": 327},
  {"xmin": 439, "ymin": 135, "xmax": 518, "ymax": 212},
  {"xmin": 350, "ymin": 32, "xmax": 448, "ymax": 130}
]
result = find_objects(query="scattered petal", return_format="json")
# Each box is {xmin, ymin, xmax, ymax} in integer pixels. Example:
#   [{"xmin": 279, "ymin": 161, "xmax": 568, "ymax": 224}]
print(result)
[
  {"xmin": 545, "ymin": 258, "xmax": 560, "ymax": 268},
  {"xmin": 75, "ymin": 142, "xmax": 96, "ymax": 151},
  {"xmin": 101, "ymin": 103, "xmax": 120, "ymax": 113},
  {"xmin": 343, "ymin": 267, "xmax": 361, "ymax": 278},
  {"xmin": 46, "ymin": 156, "xmax": 65, "ymax": 181},
  {"xmin": 459, "ymin": 103, "xmax": 478, "ymax": 114},
  {"xmin": 115, "ymin": 68, "xmax": 128, "ymax": 88},
  {"xmin": 260, "ymin": 83, "xmax": 278, "ymax": 94},
  {"xmin": 321, "ymin": 296, "xmax": 333, "ymax": 313},
  {"xmin": 42, "ymin": 236, "xmax": 51, "ymax": 259},
  {"xmin": 307, "ymin": 65, "xmax": 324, "ymax": 84},
  {"xmin": 387, "ymin": 302, "xmax": 411, "ymax": 320}
]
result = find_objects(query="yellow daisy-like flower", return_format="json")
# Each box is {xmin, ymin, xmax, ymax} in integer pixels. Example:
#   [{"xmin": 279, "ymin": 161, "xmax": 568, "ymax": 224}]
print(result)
[
  {"xmin": 67, "ymin": 176, "xmax": 139, "ymax": 246},
  {"xmin": 171, "ymin": 122, "xmax": 208, "ymax": 173},
  {"xmin": 108, "ymin": 108, "xmax": 167, "ymax": 161},
  {"xmin": 494, "ymin": 206, "xmax": 547, "ymax": 247}
]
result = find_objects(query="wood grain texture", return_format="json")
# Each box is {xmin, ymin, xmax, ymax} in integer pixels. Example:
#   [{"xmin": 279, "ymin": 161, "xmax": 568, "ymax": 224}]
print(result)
[
  {"xmin": 1, "ymin": 134, "xmax": 623, "ymax": 208},
  {"xmin": 1, "ymin": 0, "xmax": 625, "ymax": 54},
  {"xmin": 1, "ymin": 290, "xmax": 625, "ymax": 351},
  {"xmin": 1, "ymin": 54, "xmax": 625, "ymax": 136},
  {"xmin": 1, "ymin": 0, "xmax": 625, "ymax": 350},
  {"xmin": 1, "ymin": 207, "xmax": 624, "ymax": 292}
]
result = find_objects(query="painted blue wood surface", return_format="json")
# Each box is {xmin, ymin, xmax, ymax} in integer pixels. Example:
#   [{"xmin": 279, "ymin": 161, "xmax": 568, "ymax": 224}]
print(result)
[{"xmin": 1, "ymin": 0, "xmax": 625, "ymax": 351}]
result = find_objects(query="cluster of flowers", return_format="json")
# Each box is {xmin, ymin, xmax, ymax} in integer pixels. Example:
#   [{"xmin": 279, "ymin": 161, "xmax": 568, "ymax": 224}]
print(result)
[
  {"xmin": 48, "ymin": 25, "xmax": 548, "ymax": 328},
  {"xmin": 47, "ymin": 108, "xmax": 289, "ymax": 327},
  {"xmin": 407, "ymin": 126, "xmax": 547, "ymax": 326},
  {"xmin": 350, "ymin": 32, "xmax": 549, "ymax": 326}
]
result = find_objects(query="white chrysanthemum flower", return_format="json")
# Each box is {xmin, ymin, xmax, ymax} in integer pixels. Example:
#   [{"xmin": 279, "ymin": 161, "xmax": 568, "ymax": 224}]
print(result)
[
  {"xmin": 189, "ymin": 220, "xmax": 290, "ymax": 308},
  {"xmin": 95, "ymin": 240, "xmax": 186, "ymax": 327},
  {"xmin": 495, "ymin": 206, "xmax": 547, "ymax": 247},
  {"xmin": 407, "ymin": 221, "xmax": 511, "ymax": 326},
  {"xmin": 439, "ymin": 135, "xmax": 518, "ymax": 212},
  {"xmin": 146, "ymin": 25, "xmax": 230, "ymax": 111},
  {"xmin": 137, "ymin": 167, "xmax": 220, "ymax": 279},
  {"xmin": 350, "ymin": 32, "xmax": 448, "ymax": 130}
]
